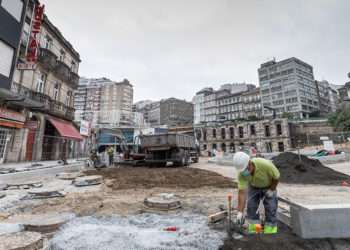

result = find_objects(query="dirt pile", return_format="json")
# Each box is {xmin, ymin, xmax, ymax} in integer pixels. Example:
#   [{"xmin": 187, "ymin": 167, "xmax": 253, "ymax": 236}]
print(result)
[
  {"xmin": 219, "ymin": 222, "xmax": 350, "ymax": 250},
  {"xmin": 85, "ymin": 167, "xmax": 236, "ymax": 190},
  {"xmin": 272, "ymin": 152, "xmax": 350, "ymax": 185}
]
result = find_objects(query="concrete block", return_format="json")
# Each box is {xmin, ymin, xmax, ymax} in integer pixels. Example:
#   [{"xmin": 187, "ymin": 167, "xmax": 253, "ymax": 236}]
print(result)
[{"xmin": 291, "ymin": 203, "xmax": 350, "ymax": 239}]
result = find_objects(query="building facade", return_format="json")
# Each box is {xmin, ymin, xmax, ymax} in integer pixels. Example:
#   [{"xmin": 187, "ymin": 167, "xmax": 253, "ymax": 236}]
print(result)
[
  {"xmin": 193, "ymin": 83, "xmax": 260, "ymax": 125},
  {"xmin": 258, "ymin": 57, "xmax": 319, "ymax": 119},
  {"xmin": 315, "ymin": 80, "xmax": 339, "ymax": 115},
  {"xmin": 196, "ymin": 118, "xmax": 291, "ymax": 154},
  {"xmin": 74, "ymin": 77, "xmax": 134, "ymax": 128},
  {"xmin": 135, "ymin": 98, "xmax": 193, "ymax": 127},
  {"xmin": 0, "ymin": 0, "xmax": 29, "ymax": 163},
  {"xmin": 7, "ymin": 0, "xmax": 83, "ymax": 162}
]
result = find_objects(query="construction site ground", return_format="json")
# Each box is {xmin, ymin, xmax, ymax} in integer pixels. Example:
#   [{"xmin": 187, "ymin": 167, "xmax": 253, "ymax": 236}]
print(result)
[{"xmin": 1, "ymin": 157, "xmax": 350, "ymax": 249}]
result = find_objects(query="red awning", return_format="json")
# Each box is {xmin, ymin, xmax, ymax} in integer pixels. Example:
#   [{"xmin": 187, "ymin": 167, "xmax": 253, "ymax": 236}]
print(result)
[{"xmin": 47, "ymin": 116, "xmax": 83, "ymax": 141}]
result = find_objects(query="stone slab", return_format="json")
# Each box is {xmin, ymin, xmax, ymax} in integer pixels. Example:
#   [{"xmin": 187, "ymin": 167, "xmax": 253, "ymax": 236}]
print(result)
[
  {"xmin": 7, "ymin": 212, "xmax": 75, "ymax": 234},
  {"xmin": 0, "ymin": 231, "xmax": 43, "ymax": 250},
  {"xmin": 22, "ymin": 188, "xmax": 65, "ymax": 200},
  {"xmin": 290, "ymin": 203, "xmax": 350, "ymax": 239},
  {"xmin": 74, "ymin": 175, "xmax": 103, "ymax": 187},
  {"xmin": 144, "ymin": 193, "xmax": 181, "ymax": 210},
  {"xmin": 56, "ymin": 172, "xmax": 84, "ymax": 180}
]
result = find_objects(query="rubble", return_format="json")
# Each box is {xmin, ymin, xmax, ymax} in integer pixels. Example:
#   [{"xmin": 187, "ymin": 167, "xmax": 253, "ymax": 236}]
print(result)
[
  {"xmin": 272, "ymin": 152, "xmax": 350, "ymax": 185},
  {"xmin": 4, "ymin": 181, "xmax": 43, "ymax": 190},
  {"xmin": 50, "ymin": 213, "xmax": 225, "ymax": 250}
]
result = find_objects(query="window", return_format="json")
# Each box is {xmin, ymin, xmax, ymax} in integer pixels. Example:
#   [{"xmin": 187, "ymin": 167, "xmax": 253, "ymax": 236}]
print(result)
[
  {"xmin": 212, "ymin": 144, "xmax": 217, "ymax": 150},
  {"xmin": 265, "ymin": 125, "xmax": 271, "ymax": 137},
  {"xmin": 44, "ymin": 36, "xmax": 53, "ymax": 50},
  {"xmin": 1, "ymin": 0, "xmax": 23, "ymax": 22},
  {"xmin": 71, "ymin": 61, "xmax": 76, "ymax": 72},
  {"xmin": 66, "ymin": 91, "xmax": 72, "ymax": 106},
  {"xmin": 250, "ymin": 125, "xmax": 256, "ymax": 136},
  {"xmin": 239, "ymin": 126, "xmax": 244, "ymax": 138},
  {"xmin": 276, "ymin": 124, "xmax": 282, "ymax": 135},
  {"xmin": 0, "ymin": 41, "xmax": 14, "ymax": 78},
  {"xmin": 212, "ymin": 128, "xmax": 216, "ymax": 138},
  {"xmin": 53, "ymin": 82, "xmax": 60, "ymax": 101},
  {"xmin": 229, "ymin": 127, "xmax": 234, "ymax": 139},
  {"xmin": 266, "ymin": 142, "xmax": 273, "ymax": 153},
  {"xmin": 203, "ymin": 144, "xmax": 207, "ymax": 150},
  {"xmin": 36, "ymin": 72, "xmax": 46, "ymax": 93},
  {"xmin": 278, "ymin": 142, "xmax": 285, "ymax": 152},
  {"xmin": 59, "ymin": 50, "xmax": 66, "ymax": 61},
  {"xmin": 221, "ymin": 128, "xmax": 226, "ymax": 139},
  {"xmin": 221, "ymin": 143, "xmax": 226, "ymax": 152},
  {"xmin": 229, "ymin": 143, "xmax": 235, "ymax": 153}
]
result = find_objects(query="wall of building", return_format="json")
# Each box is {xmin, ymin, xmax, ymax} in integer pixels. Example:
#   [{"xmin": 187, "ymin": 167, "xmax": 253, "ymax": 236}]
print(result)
[{"xmin": 196, "ymin": 119, "xmax": 291, "ymax": 154}]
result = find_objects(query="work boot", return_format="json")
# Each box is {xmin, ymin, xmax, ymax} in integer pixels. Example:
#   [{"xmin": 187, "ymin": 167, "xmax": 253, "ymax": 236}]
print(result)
[
  {"xmin": 248, "ymin": 223, "xmax": 262, "ymax": 234},
  {"xmin": 264, "ymin": 225, "xmax": 278, "ymax": 234}
]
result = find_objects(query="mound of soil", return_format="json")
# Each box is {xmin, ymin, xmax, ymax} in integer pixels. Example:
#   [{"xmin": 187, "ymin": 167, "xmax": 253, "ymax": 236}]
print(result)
[
  {"xmin": 85, "ymin": 167, "xmax": 236, "ymax": 190},
  {"xmin": 272, "ymin": 152, "xmax": 350, "ymax": 185},
  {"xmin": 219, "ymin": 222, "xmax": 350, "ymax": 250}
]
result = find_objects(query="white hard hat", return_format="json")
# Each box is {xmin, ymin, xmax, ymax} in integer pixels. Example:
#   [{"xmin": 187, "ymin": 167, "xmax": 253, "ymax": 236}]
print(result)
[{"xmin": 233, "ymin": 152, "xmax": 250, "ymax": 171}]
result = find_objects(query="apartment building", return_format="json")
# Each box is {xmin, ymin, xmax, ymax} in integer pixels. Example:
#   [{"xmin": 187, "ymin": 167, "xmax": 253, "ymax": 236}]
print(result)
[
  {"xmin": 258, "ymin": 57, "xmax": 319, "ymax": 119},
  {"xmin": 7, "ymin": 0, "xmax": 82, "ymax": 162},
  {"xmin": 135, "ymin": 98, "xmax": 193, "ymax": 127},
  {"xmin": 74, "ymin": 77, "xmax": 134, "ymax": 127},
  {"xmin": 193, "ymin": 83, "xmax": 259, "ymax": 125},
  {"xmin": 315, "ymin": 80, "xmax": 339, "ymax": 115},
  {"xmin": 0, "ymin": 0, "xmax": 28, "ymax": 163}
]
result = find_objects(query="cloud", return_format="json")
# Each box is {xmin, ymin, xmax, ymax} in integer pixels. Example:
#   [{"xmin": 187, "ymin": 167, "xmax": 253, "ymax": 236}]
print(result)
[{"xmin": 41, "ymin": 0, "xmax": 350, "ymax": 101}]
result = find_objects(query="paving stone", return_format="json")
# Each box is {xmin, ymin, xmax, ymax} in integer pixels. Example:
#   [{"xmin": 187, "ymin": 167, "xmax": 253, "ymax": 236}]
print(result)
[
  {"xmin": 0, "ymin": 231, "xmax": 43, "ymax": 250},
  {"xmin": 144, "ymin": 193, "xmax": 182, "ymax": 210},
  {"xmin": 7, "ymin": 212, "xmax": 75, "ymax": 234},
  {"xmin": 74, "ymin": 175, "xmax": 103, "ymax": 187},
  {"xmin": 56, "ymin": 172, "xmax": 83, "ymax": 180}
]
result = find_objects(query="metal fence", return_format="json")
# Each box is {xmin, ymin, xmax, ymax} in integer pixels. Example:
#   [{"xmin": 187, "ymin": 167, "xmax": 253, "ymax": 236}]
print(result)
[{"xmin": 292, "ymin": 131, "xmax": 350, "ymax": 149}]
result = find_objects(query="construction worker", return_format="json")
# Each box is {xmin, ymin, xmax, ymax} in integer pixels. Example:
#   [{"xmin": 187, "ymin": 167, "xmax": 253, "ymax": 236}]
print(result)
[
  {"xmin": 233, "ymin": 151, "xmax": 280, "ymax": 234},
  {"xmin": 107, "ymin": 146, "xmax": 114, "ymax": 166}
]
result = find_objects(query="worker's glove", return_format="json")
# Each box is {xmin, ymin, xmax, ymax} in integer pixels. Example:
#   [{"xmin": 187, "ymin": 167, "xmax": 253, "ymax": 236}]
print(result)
[
  {"xmin": 236, "ymin": 211, "xmax": 245, "ymax": 225},
  {"xmin": 265, "ymin": 189, "xmax": 277, "ymax": 198}
]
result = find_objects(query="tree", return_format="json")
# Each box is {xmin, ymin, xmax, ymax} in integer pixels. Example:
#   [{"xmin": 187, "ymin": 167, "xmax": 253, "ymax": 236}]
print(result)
[
  {"xmin": 281, "ymin": 112, "xmax": 294, "ymax": 120},
  {"xmin": 328, "ymin": 107, "xmax": 350, "ymax": 131}
]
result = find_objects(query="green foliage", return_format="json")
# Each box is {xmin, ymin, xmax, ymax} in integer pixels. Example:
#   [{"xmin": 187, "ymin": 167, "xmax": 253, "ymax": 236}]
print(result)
[
  {"xmin": 281, "ymin": 112, "xmax": 294, "ymax": 120},
  {"xmin": 328, "ymin": 107, "xmax": 350, "ymax": 131}
]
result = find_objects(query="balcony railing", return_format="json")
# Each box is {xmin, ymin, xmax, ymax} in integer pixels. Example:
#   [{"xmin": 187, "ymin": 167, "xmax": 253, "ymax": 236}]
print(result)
[
  {"xmin": 54, "ymin": 60, "xmax": 71, "ymax": 82},
  {"xmin": 11, "ymin": 82, "xmax": 75, "ymax": 121},
  {"xmin": 69, "ymin": 71, "xmax": 80, "ymax": 88},
  {"xmin": 38, "ymin": 48, "xmax": 58, "ymax": 71}
]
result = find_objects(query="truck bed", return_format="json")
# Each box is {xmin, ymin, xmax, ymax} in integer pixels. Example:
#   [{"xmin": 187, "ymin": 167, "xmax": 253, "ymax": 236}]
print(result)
[{"xmin": 140, "ymin": 133, "xmax": 196, "ymax": 150}]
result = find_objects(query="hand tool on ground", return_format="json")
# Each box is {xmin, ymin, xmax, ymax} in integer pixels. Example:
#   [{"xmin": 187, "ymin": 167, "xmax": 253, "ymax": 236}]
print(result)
[{"xmin": 226, "ymin": 194, "xmax": 247, "ymax": 239}]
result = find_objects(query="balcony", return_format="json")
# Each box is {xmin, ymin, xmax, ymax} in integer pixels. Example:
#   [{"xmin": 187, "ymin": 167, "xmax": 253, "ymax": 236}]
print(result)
[
  {"xmin": 38, "ymin": 48, "xmax": 58, "ymax": 71},
  {"xmin": 54, "ymin": 60, "xmax": 70, "ymax": 82},
  {"xmin": 69, "ymin": 71, "xmax": 80, "ymax": 88},
  {"xmin": 11, "ymin": 82, "xmax": 75, "ymax": 121}
]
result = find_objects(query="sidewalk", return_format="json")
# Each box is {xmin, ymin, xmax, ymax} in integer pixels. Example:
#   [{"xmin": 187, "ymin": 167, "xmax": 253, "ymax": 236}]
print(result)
[{"xmin": 0, "ymin": 158, "xmax": 87, "ymax": 173}]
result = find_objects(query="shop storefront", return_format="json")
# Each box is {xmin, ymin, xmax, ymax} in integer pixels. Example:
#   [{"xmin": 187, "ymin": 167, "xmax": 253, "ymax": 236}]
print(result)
[{"xmin": 0, "ymin": 107, "xmax": 25, "ymax": 163}]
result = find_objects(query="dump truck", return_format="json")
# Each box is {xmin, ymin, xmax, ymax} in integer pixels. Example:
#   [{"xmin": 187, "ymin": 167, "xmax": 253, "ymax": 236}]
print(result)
[{"xmin": 140, "ymin": 133, "xmax": 197, "ymax": 167}]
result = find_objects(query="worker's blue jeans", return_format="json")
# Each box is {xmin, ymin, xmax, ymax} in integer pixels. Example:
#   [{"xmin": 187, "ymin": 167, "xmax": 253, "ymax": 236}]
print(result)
[{"xmin": 247, "ymin": 185, "xmax": 278, "ymax": 226}]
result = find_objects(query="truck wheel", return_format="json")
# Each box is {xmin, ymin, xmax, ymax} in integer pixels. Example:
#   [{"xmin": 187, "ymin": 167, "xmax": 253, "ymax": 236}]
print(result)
[{"xmin": 179, "ymin": 155, "xmax": 186, "ymax": 167}]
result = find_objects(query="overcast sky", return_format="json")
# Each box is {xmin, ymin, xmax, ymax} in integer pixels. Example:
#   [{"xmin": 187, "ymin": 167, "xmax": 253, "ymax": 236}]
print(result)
[{"xmin": 41, "ymin": 0, "xmax": 350, "ymax": 102}]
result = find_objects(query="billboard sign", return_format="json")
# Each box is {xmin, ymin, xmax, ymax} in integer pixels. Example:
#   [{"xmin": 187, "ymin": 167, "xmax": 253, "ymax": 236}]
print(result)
[{"xmin": 80, "ymin": 120, "xmax": 91, "ymax": 136}]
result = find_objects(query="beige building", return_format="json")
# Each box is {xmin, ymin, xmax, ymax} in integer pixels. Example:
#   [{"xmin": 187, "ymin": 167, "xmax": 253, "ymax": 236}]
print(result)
[
  {"xmin": 196, "ymin": 119, "xmax": 291, "ymax": 154},
  {"xmin": 8, "ymin": 0, "xmax": 82, "ymax": 162},
  {"xmin": 74, "ymin": 78, "xmax": 134, "ymax": 127}
]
